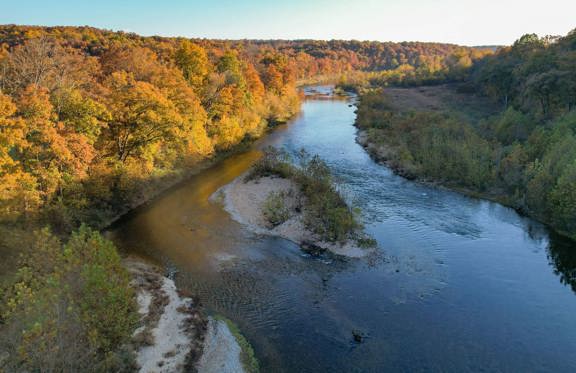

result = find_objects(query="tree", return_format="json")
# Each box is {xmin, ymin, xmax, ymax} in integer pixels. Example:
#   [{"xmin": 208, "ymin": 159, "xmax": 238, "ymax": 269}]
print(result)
[
  {"xmin": 53, "ymin": 89, "xmax": 109, "ymax": 143},
  {"xmin": 103, "ymin": 71, "xmax": 182, "ymax": 162},
  {"xmin": 550, "ymin": 164, "xmax": 576, "ymax": 233},
  {"xmin": 243, "ymin": 62, "xmax": 265, "ymax": 101},
  {"xmin": 263, "ymin": 64, "xmax": 284, "ymax": 94},
  {"xmin": 174, "ymin": 40, "xmax": 210, "ymax": 92},
  {"xmin": 17, "ymin": 85, "xmax": 95, "ymax": 198},
  {"xmin": 0, "ymin": 37, "xmax": 98, "ymax": 95},
  {"xmin": 525, "ymin": 70, "xmax": 564, "ymax": 116},
  {"xmin": 0, "ymin": 91, "xmax": 41, "ymax": 219},
  {"xmin": 0, "ymin": 37, "xmax": 60, "ymax": 93}
]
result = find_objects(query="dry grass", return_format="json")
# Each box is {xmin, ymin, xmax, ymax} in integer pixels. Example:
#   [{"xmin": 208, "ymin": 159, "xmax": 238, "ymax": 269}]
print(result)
[{"xmin": 384, "ymin": 84, "xmax": 499, "ymax": 124}]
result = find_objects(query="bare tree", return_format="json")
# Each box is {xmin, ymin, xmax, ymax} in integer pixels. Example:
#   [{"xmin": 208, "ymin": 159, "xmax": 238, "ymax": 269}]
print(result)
[{"xmin": 0, "ymin": 37, "xmax": 98, "ymax": 96}]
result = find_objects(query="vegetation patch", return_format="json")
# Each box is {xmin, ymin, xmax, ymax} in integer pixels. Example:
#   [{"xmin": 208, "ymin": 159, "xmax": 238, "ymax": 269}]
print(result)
[
  {"xmin": 0, "ymin": 226, "xmax": 139, "ymax": 372},
  {"xmin": 248, "ymin": 147, "xmax": 365, "ymax": 244},
  {"xmin": 214, "ymin": 315, "xmax": 260, "ymax": 373},
  {"xmin": 262, "ymin": 190, "xmax": 294, "ymax": 227}
]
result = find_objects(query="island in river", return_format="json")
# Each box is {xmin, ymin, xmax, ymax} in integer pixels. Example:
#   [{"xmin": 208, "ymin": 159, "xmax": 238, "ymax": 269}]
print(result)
[
  {"xmin": 212, "ymin": 144, "xmax": 376, "ymax": 259},
  {"xmin": 214, "ymin": 174, "xmax": 372, "ymax": 258}
]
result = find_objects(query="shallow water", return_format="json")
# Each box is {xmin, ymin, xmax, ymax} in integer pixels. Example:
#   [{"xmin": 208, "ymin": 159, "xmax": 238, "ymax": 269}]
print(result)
[{"xmin": 108, "ymin": 86, "xmax": 576, "ymax": 372}]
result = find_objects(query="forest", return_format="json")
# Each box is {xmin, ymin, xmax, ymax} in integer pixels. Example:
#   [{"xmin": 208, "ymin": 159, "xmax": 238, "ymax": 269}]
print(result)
[
  {"xmin": 0, "ymin": 25, "xmax": 490, "ymax": 232},
  {"xmin": 354, "ymin": 29, "xmax": 576, "ymax": 239},
  {"xmin": 0, "ymin": 25, "xmax": 488, "ymax": 371}
]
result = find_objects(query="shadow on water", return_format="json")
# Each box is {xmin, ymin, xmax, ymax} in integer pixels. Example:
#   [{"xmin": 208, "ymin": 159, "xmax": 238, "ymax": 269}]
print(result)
[{"xmin": 108, "ymin": 86, "xmax": 576, "ymax": 372}]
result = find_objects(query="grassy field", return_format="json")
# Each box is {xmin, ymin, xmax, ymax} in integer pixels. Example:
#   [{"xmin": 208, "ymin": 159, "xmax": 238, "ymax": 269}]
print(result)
[{"xmin": 382, "ymin": 84, "xmax": 500, "ymax": 123}]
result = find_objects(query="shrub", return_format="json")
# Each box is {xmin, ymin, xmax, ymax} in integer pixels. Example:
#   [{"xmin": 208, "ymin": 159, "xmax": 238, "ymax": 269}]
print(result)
[
  {"xmin": 252, "ymin": 148, "xmax": 363, "ymax": 243},
  {"xmin": 262, "ymin": 191, "xmax": 292, "ymax": 227},
  {"xmin": 246, "ymin": 146, "xmax": 294, "ymax": 181}
]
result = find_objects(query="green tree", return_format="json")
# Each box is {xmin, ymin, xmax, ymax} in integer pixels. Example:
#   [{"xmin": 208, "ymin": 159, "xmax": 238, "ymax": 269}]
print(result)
[{"xmin": 175, "ymin": 41, "xmax": 210, "ymax": 92}]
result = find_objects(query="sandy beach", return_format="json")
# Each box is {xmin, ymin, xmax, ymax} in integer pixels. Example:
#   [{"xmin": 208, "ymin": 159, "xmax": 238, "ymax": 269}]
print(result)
[{"xmin": 126, "ymin": 259, "xmax": 246, "ymax": 373}]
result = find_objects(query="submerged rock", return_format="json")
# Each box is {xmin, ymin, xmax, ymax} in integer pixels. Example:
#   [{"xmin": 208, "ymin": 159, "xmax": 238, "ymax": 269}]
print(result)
[
  {"xmin": 352, "ymin": 330, "xmax": 364, "ymax": 343},
  {"xmin": 300, "ymin": 240, "xmax": 327, "ymax": 257}
]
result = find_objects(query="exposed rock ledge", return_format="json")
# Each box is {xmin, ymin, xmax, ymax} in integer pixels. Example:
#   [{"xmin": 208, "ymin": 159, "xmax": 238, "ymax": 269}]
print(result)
[{"xmin": 212, "ymin": 174, "xmax": 372, "ymax": 258}]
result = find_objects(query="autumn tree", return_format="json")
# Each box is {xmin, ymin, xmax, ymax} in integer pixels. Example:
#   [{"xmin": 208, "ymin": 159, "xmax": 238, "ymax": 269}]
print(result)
[
  {"xmin": 174, "ymin": 40, "xmax": 210, "ymax": 92},
  {"xmin": 0, "ymin": 91, "xmax": 40, "ymax": 220},
  {"xmin": 0, "ymin": 226, "xmax": 137, "ymax": 372},
  {"xmin": 103, "ymin": 71, "xmax": 182, "ymax": 162}
]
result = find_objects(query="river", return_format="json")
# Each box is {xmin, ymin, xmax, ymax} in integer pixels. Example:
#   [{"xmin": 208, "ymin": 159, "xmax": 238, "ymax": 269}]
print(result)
[{"xmin": 108, "ymin": 86, "xmax": 576, "ymax": 372}]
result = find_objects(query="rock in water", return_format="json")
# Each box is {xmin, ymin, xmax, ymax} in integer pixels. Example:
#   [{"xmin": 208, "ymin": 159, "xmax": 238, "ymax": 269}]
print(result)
[
  {"xmin": 300, "ymin": 240, "xmax": 327, "ymax": 257},
  {"xmin": 352, "ymin": 330, "xmax": 363, "ymax": 343}
]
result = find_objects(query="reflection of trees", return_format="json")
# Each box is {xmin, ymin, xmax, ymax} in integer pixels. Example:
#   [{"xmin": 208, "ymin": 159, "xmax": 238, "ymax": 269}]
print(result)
[{"xmin": 547, "ymin": 232, "xmax": 576, "ymax": 293}]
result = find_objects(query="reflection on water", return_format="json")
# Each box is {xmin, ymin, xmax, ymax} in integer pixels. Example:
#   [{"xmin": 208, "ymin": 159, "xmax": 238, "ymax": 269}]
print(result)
[
  {"xmin": 547, "ymin": 232, "xmax": 576, "ymax": 292},
  {"xmin": 108, "ymin": 86, "xmax": 576, "ymax": 372}
]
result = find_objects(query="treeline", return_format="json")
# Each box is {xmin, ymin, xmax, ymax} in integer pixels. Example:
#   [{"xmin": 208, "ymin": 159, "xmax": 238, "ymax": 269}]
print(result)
[
  {"xmin": 249, "ymin": 39, "xmax": 490, "ymax": 77},
  {"xmin": 337, "ymin": 47, "xmax": 493, "ymax": 91},
  {"xmin": 355, "ymin": 29, "xmax": 576, "ymax": 238},
  {"xmin": 0, "ymin": 25, "xmax": 492, "ymax": 231}
]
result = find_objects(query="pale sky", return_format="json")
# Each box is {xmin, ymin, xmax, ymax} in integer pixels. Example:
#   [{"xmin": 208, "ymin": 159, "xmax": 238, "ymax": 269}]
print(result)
[{"xmin": 1, "ymin": 0, "xmax": 575, "ymax": 46}]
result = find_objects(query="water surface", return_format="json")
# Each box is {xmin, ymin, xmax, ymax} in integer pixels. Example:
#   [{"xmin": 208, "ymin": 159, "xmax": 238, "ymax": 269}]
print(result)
[{"xmin": 109, "ymin": 86, "xmax": 576, "ymax": 372}]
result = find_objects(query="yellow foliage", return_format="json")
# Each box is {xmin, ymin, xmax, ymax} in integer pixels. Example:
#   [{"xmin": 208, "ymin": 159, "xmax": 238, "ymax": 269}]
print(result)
[{"xmin": 213, "ymin": 115, "xmax": 245, "ymax": 150}]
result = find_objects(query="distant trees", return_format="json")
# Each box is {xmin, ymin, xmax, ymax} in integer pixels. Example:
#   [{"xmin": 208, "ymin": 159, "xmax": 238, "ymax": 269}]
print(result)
[
  {"xmin": 474, "ymin": 31, "xmax": 576, "ymax": 117},
  {"xmin": 337, "ymin": 47, "xmax": 492, "ymax": 92}
]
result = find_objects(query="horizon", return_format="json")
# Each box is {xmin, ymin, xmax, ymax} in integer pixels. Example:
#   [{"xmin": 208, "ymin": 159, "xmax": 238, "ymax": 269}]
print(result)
[
  {"xmin": 1, "ymin": 0, "xmax": 575, "ymax": 46},
  {"xmin": 0, "ymin": 23, "xmax": 508, "ymax": 47}
]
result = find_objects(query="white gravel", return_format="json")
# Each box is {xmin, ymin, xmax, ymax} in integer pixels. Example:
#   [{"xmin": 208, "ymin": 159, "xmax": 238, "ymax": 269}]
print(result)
[
  {"xmin": 136, "ymin": 277, "xmax": 192, "ymax": 373},
  {"xmin": 197, "ymin": 317, "xmax": 245, "ymax": 373}
]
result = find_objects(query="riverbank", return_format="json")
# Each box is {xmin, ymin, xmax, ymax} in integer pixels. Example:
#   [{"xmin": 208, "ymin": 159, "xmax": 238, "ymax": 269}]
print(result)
[
  {"xmin": 213, "ymin": 173, "xmax": 372, "ymax": 258},
  {"xmin": 356, "ymin": 127, "xmax": 576, "ymax": 240},
  {"xmin": 100, "ymin": 142, "xmax": 256, "ymax": 231},
  {"xmin": 356, "ymin": 130, "xmax": 418, "ymax": 181},
  {"xmin": 352, "ymin": 84, "xmax": 576, "ymax": 241},
  {"xmin": 357, "ymin": 127, "xmax": 517, "ymax": 203},
  {"xmin": 126, "ymin": 258, "xmax": 249, "ymax": 373},
  {"xmin": 127, "ymin": 258, "xmax": 206, "ymax": 372}
]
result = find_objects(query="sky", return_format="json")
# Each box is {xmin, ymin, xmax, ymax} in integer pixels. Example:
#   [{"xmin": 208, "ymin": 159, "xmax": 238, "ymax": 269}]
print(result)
[{"xmin": 1, "ymin": 0, "xmax": 575, "ymax": 46}]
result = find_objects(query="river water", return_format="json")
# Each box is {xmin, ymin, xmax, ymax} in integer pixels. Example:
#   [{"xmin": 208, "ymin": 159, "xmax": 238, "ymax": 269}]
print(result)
[{"xmin": 108, "ymin": 86, "xmax": 576, "ymax": 372}]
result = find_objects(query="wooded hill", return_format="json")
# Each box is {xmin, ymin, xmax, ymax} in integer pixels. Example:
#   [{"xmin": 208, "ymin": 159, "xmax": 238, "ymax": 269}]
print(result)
[{"xmin": 0, "ymin": 24, "xmax": 487, "ymax": 230}]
